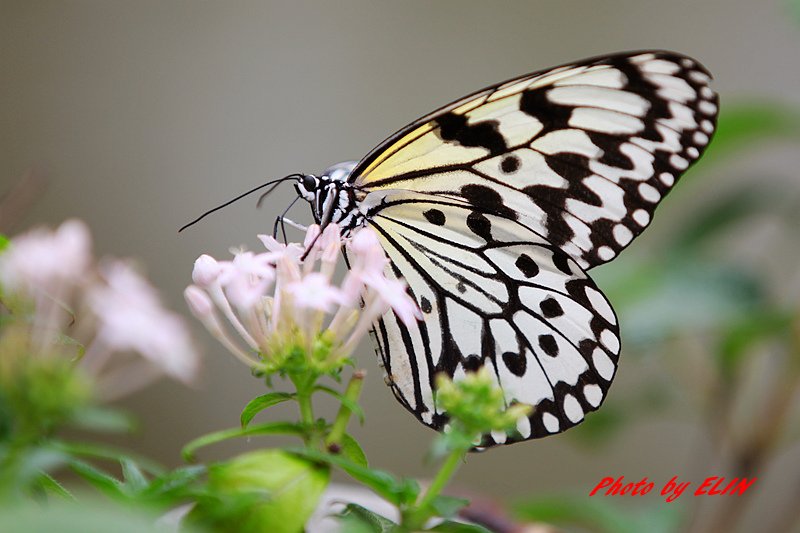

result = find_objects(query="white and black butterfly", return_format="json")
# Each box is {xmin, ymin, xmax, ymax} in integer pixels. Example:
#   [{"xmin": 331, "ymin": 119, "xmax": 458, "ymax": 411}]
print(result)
[{"xmin": 255, "ymin": 51, "xmax": 717, "ymax": 446}]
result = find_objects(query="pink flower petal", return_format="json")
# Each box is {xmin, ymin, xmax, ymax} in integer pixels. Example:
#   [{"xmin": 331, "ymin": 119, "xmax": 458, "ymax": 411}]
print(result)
[
  {"xmin": 286, "ymin": 272, "xmax": 345, "ymax": 312},
  {"xmin": 363, "ymin": 274, "xmax": 422, "ymax": 326},
  {"xmin": 257, "ymin": 235, "xmax": 304, "ymax": 260},
  {"xmin": 217, "ymin": 251, "xmax": 277, "ymax": 309},
  {"xmin": 347, "ymin": 228, "xmax": 388, "ymax": 276}
]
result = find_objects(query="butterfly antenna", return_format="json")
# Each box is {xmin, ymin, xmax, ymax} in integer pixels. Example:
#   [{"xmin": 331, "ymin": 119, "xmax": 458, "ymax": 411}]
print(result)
[
  {"xmin": 256, "ymin": 179, "xmax": 289, "ymax": 208},
  {"xmin": 178, "ymin": 173, "xmax": 304, "ymax": 232}
]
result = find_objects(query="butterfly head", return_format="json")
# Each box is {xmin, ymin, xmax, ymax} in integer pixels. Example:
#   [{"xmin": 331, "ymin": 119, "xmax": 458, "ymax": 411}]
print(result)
[
  {"xmin": 294, "ymin": 173, "xmax": 322, "ymax": 203},
  {"xmin": 295, "ymin": 161, "xmax": 362, "ymax": 231}
]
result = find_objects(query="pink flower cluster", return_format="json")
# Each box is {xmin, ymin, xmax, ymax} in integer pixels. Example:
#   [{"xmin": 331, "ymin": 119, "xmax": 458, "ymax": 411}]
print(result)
[
  {"xmin": 0, "ymin": 220, "xmax": 198, "ymax": 399},
  {"xmin": 184, "ymin": 224, "xmax": 420, "ymax": 370}
]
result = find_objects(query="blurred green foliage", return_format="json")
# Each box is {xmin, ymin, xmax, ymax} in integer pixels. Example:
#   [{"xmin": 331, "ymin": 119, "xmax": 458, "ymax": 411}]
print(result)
[
  {"xmin": 0, "ymin": 499, "xmax": 188, "ymax": 533},
  {"xmin": 514, "ymin": 496, "xmax": 683, "ymax": 533},
  {"xmin": 789, "ymin": 0, "xmax": 800, "ymax": 24}
]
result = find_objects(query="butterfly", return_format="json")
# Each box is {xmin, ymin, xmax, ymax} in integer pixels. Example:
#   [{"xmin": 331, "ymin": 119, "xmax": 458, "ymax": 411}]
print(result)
[{"xmin": 284, "ymin": 51, "xmax": 717, "ymax": 446}]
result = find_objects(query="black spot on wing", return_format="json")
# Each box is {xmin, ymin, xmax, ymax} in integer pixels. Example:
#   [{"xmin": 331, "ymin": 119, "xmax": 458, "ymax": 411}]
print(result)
[
  {"xmin": 466, "ymin": 211, "xmax": 492, "ymax": 241},
  {"xmin": 420, "ymin": 296, "xmax": 432, "ymax": 314},
  {"xmin": 423, "ymin": 208, "xmax": 446, "ymax": 226},
  {"xmin": 539, "ymin": 297, "xmax": 564, "ymax": 318},
  {"xmin": 515, "ymin": 254, "xmax": 540, "ymax": 278},
  {"xmin": 434, "ymin": 112, "xmax": 507, "ymax": 155},
  {"xmin": 501, "ymin": 155, "xmax": 521, "ymax": 173},
  {"xmin": 538, "ymin": 334, "xmax": 559, "ymax": 357},
  {"xmin": 545, "ymin": 152, "xmax": 594, "ymax": 181},
  {"xmin": 502, "ymin": 351, "xmax": 526, "ymax": 377},
  {"xmin": 460, "ymin": 184, "xmax": 518, "ymax": 221}
]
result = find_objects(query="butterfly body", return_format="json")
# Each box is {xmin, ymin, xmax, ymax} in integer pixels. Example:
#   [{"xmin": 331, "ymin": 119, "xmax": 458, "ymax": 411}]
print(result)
[
  {"xmin": 294, "ymin": 161, "xmax": 363, "ymax": 230},
  {"xmin": 293, "ymin": 51, "xmax": 718, "ymax": 446}
]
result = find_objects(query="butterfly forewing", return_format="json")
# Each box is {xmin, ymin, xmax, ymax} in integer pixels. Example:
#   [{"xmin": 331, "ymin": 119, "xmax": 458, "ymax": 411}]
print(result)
[
  {"xmin": 327, "ymin": 50, "xmax": 719, "ymax": 444},
  {"xmin": 365, "ymin": 192, "xmax": 620, "ymax": 445},
  {"xmin": 351, "ymin": 50, "xmax": 718, "ymax": 269}
]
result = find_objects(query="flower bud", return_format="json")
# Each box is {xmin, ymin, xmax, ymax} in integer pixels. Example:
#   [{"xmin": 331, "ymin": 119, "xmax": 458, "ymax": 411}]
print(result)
[
  {"xmin": 188, "ymin": 450, "xmax": 330, "ymax": 533},
  {"xmin": 184, "ymin": 285, "xmax": 214, "ymax": 318},
  {"xmin": 192, "ymin": 254, "xmax": 222, "ymax": 286}
]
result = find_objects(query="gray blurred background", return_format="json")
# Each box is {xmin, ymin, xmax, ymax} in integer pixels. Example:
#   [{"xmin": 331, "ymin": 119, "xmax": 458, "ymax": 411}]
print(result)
[{"xmin": 3, "ymin": 1, "xmax": 800, "ymax": 530}]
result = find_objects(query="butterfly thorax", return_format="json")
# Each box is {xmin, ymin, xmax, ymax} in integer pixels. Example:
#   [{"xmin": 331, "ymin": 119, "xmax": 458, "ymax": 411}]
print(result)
[{"xmin": 295, "ymin": 161, "xmax": 367, "ymax": 233}]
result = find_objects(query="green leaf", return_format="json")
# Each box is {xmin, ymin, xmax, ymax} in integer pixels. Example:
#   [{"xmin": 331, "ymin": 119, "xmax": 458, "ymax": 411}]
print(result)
[
  {"xmin": 182, "ymin": 421, "xmax": 306, "ymax": 462},
  {"xmin": 72, "ymin": 406, "xmax": 136, "ymax": 433},
  {"xmin": 339, "ymin": 433, "xmax": 369, "ymax": 467},
  {"xmin": 0, "ymin": 234, "xmax": 9, "ymax": 253},
  {"xmin": 68, "ymin": 459, "xmax": 125, "ymax": 499},
  {"xmin": 288, "ymin": 447, "xmax": 419, "ymax": 506},
  {"xmin": 240, "ymin": 392, "xmax": 296, "ymax": 428},
  {"xmin": 51, "ymin": 440, "xmax": 164, "ymax": 476},
  {"xmin": 429, "ymin": 494, "xmax": 469, "ymax": 519},
  {"xmin": 13, "ymin": 447, "xmax": 68, "ymax": 488},
  {"xmin": 338, "ymin": 503, "xmax": 398, "ymax": 533},
  {"xmin": 35, "ymin": 472, "xmax": 75, "ymax": 501},
  {"xmin": 429, "ymin": 520, "xmax": 493, "ymax": 533},
  {"xmin": 141, "ymin": 465, "xmax": 206, "ymax": 500},
  {"xmin": 315, "ymin": 385, "xmax": 366, "ymax": 424},
  {"xmin": 120, "ymin": 458, "xmax": 149, "ymax": 494}
]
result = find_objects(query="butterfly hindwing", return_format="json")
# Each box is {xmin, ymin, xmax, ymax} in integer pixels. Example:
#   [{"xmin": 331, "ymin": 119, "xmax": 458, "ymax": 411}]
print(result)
[
  {"xmin": 351, "ymin": 50, "xmax": 718, "ymax": 269},
  {"xmin": 365, "ymin": 191, "xmax": 620, "ymax": 445}
]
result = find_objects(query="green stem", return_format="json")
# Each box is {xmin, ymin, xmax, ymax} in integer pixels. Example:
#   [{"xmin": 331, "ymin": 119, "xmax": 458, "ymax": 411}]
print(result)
[
  {"xmin": 325, "ymin": 370, "xmax": 365, "ymax": 451},
  {"xmin": 297, "ymin": 390, "xmax": 314, "ymax": 427},
  {"xmin": 291, "ymin": 375, "xmax": 317, "ymax": 447},
  {"xmin": 406, "ymin": 448, "xmax": 465, "ymax": 529}
]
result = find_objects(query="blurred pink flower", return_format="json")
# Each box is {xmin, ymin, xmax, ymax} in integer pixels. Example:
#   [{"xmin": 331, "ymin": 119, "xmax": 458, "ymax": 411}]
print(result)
[
  {"xmin": 86, "ymin": 261, "xmax": 198, "ymax": 385},
  {"xmin": 0, "ymin": 219, "xmax": 200, "ymax": 400},
  {"xmin": 0, "ymin": 218, "xmax": 91, "ymax": 295}
]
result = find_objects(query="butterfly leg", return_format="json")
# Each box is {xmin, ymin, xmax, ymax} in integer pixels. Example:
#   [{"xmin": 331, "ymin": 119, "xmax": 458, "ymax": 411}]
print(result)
[
  {"xmin": 271, "ymin": 215, "xmax": 308, "ymax": 244},
  {"xmin": 271, "ymin": 196, "xmax": 304, "ymax": 243}
]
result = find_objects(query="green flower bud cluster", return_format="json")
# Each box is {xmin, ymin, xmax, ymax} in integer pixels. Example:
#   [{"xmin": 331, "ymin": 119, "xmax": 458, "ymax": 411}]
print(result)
[{"xmin": 436, "ymin": 367, "xmax": 532, "ymax": 449}]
